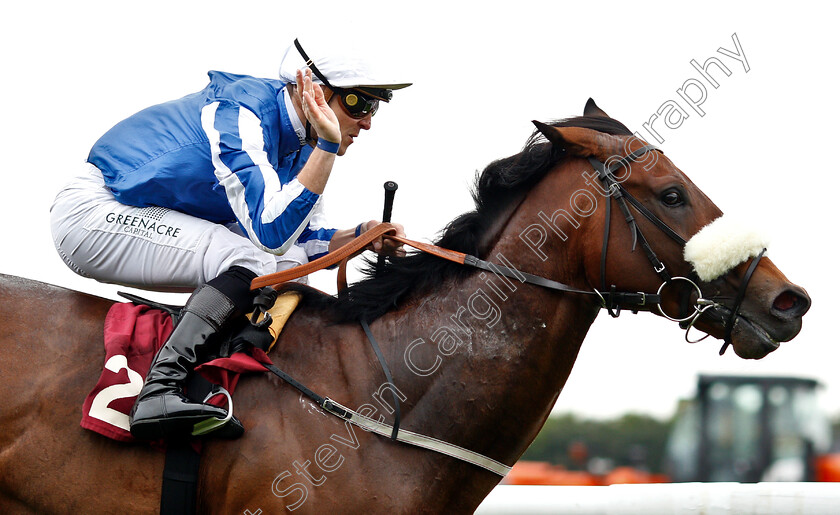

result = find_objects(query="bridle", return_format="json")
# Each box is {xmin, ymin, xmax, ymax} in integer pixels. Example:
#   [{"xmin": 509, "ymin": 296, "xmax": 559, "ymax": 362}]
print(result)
[
  {"xmin": 468, "ymin": 144, "xmax": 694, "ymax": 317},
  {"xmin": 461, "ymin": 143, "xmax": 765, "ymax": 355},
  {"xmin": 252, "ymin": 143, "xmax": 767, "ymax": 354},
  {"xmin": 587, "ymin": 145, "xmax": 685, "ymax": 315},
  {"xmin": 585, "ymin": 144, "xmax": 766, "ymax": 355},
  {"xmin": 671, "ymin": 248, "xmax": 766, "ymax": 355},
  {"xmin": 247, "ymin": 142, "xmax": 768, "ymax": 477}
]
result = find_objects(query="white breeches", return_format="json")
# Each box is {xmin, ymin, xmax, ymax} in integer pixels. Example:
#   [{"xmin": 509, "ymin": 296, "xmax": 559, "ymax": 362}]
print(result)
[{"xmin": 50, "ymin": 164, "xmax": 310, "ymax": 292}]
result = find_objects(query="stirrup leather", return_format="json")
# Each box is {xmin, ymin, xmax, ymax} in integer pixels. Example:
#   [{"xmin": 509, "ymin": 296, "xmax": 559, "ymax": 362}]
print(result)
[{"xmin": 252, "ymin": 291, "xmax": 301, "ymax": 352}]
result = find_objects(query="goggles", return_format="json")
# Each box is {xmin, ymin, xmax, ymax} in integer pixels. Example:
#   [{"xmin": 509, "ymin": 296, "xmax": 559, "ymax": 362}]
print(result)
[{"xmin": 336, "ymin": 89, "xmax": 379, "ymax": 119}]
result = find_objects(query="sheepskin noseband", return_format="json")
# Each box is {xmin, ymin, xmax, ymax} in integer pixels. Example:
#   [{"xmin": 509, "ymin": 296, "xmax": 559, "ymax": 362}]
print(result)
[{"xmin": 683, "ymin": 215, "xmax": 770, "ymax": 281}]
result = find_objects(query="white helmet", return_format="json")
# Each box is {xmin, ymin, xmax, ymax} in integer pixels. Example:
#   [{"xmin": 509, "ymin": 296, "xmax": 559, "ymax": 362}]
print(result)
[{"xmin": 279, "ymin": 38, "xmax": 411, "ymax": 104}]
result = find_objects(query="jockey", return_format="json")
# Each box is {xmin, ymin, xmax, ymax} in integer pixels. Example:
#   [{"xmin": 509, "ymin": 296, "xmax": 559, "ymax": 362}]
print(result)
[{"xmin": 50, "ymin": 39, "xmax": 410, "ymax": 440}]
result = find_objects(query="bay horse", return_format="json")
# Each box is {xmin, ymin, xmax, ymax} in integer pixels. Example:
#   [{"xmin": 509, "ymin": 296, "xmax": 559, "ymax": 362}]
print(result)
[{"xmin": 0, "ymin": 100, "xmax": 809, "ymax": 513}]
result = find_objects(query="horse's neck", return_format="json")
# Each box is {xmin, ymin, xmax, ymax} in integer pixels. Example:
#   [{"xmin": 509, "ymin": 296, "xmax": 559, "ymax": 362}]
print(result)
[
  {"xmin": 385, "ymin": 185, "xmax": 601, "ymax": 471},
  {"xmin": 389, "ymin": 276, "xmax": 598, "ymax": 456}
]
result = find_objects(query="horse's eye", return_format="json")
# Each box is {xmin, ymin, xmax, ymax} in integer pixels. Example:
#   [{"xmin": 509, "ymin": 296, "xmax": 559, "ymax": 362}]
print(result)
[{"xmin": 661, "ymin": 190, "xmax": 684, "ymax": 207}]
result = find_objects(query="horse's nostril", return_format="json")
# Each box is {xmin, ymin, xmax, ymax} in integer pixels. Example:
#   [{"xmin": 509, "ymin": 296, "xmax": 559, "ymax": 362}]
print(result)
[
  {"xmin": 772, "ymin": 289, "xmax": 811, "ymax": 318},
  {"xmin": 773, "ymin": 291, "xmax": 796, "ymax": 311}
]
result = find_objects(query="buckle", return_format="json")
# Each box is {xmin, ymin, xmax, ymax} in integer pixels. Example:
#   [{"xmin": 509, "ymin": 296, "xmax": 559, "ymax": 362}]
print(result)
[
  {"xmin": 249, "ymin": 287, "xmax": 277, "ymax": 329},
  {"xmin": 321, "ymin": 398, "xmax": 351, "ymax": 419},
  {"xmin": 636, "ymin": 292, "xmax": 646, "ymax": 305}
]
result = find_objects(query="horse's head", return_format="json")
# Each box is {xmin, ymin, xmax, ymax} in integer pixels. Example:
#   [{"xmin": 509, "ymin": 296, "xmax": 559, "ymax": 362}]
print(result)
[{"xmin": 532, "ymin": 100, "xmax": 810, "ymax": 359}]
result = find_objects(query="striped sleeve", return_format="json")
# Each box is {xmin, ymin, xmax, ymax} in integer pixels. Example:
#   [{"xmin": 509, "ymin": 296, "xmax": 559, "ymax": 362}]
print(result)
[
  {"xmin": 201, "ymin": 100, "xmax": 319, "ymax": 255},
  {"xmin": 296, "ymin": 196, "xmax": 338, "ymax": 262}
]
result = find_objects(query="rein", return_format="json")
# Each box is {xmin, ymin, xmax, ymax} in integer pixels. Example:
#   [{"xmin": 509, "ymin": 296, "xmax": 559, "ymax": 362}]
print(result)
[{"xmin": 247, "ymin": 145, "xmax": 765, "ymax": 477}]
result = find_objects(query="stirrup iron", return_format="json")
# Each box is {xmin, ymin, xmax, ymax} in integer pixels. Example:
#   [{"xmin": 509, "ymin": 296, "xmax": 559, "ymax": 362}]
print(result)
[{"xmin": 191, "ymin": 386, "xmax": 234, "ymax": 436}]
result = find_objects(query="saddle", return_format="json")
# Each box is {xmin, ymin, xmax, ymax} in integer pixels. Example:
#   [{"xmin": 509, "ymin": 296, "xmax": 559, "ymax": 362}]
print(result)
[{"xmin": 80, "ymin": 291, "xmax": 300, "ymax": 442}]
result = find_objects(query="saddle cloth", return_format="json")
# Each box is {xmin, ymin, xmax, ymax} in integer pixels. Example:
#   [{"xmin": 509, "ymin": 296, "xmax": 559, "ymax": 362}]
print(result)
[{"xmin": 81, "ymin": 302, "xmax": 271, "ymax": 442}]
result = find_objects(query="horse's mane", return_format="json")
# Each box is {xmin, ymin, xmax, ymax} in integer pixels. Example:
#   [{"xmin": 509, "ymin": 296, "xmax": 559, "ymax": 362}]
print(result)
[{"xmin": 303, "ymin": 115, "xmax": 633, "ymax": 323}]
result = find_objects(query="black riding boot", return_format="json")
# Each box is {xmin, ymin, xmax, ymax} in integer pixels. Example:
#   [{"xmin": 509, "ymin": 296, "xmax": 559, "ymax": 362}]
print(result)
[{"xmin": 129, "ymin": 283, "xmax": 240, "ymax": 440}]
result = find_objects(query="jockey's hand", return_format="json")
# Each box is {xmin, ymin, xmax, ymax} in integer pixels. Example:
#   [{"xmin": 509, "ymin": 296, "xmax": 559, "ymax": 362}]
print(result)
[
  {"xmin": 296, "ymin": 68, "xmax": 341, "ymax": 145},
  {"xmin": 363, "ymin": 220, "xmax": 406, "ymax": 257}
]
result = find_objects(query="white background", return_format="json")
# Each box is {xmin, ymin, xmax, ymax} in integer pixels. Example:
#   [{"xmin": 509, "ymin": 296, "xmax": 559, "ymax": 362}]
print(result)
[{"xmin": 1, "ymin": 1, "xmax": 837, "ymax": 421}]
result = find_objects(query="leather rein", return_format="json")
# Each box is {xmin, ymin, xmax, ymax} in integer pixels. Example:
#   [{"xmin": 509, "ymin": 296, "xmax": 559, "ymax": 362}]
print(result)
[
  {"xmin": 248, "ymin": 145, "xmax": 765, "ymax": 476},
  {"xmin": 251, "ymin": 147, "xmax": 673, "ymax": 310},
  {"xmin": 251, "ymin": 144, "xmax": 738, "ymax": 320}
]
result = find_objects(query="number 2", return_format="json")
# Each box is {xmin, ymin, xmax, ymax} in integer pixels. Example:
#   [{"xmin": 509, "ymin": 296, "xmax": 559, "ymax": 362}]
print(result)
[{"xmin": 88, "ymin": 354, "xmax": 144, "ymax": 431}]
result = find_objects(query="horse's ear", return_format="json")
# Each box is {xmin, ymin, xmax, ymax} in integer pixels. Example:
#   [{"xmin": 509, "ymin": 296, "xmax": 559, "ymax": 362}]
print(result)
[
  {"xmin": 532, "ymin": 121, "xmax": 624, "ymax": 160},
  {"xmin": 532, "ymin": 120, "xmax": 566, "ymax": 147},
  {"xmin": 583, "ymin": 98, "xmax": 610, "ymax": 118}
]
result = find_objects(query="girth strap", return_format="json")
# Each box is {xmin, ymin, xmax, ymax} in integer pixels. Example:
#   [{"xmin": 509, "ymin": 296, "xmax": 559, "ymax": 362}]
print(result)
[{"xmin": 160, "ymin": 441, "xmax": 200, "ymax": 515}]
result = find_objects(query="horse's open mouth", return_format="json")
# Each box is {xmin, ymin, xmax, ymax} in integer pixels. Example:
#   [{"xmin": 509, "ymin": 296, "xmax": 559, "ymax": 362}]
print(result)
[
  {"xmin": 698, "ymin": 306, "xmax": 781, "ymax": 356},
  {"xmin": 736, "ymin": 314, "xmax": 781, "ymax": 351}
]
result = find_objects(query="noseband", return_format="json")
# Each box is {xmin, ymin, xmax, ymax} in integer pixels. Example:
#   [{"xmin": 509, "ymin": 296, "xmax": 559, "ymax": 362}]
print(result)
[
  {"xmin": 719, "ymin": 249, "xmax": 766, "ymax": 354},
  {"xmin": 586, "ymin": 145, "xmax": 765, "ymax": 354}
]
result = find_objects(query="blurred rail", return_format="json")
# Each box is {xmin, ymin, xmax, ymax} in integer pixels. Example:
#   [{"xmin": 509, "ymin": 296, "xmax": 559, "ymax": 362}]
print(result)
[{"xmin": 475, "ymin": 483, "xmax": 840, "ymax": 514}]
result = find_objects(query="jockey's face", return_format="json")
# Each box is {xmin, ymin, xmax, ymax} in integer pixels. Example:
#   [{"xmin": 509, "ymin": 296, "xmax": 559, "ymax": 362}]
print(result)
[{"xmin": 329, "ymin": 93, "xmax": 372, "ymax": 156}]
